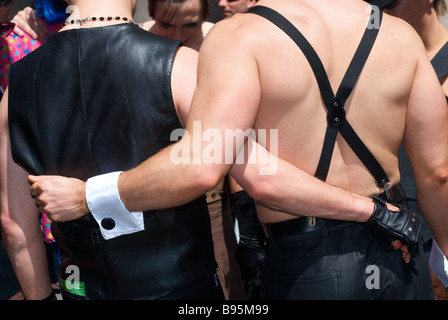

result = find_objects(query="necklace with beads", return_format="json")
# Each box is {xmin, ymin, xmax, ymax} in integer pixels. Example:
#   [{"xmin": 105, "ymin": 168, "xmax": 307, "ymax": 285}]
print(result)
[{"xmin": 62, "ymin": 16, "xmax": 135, "ymax": 28}]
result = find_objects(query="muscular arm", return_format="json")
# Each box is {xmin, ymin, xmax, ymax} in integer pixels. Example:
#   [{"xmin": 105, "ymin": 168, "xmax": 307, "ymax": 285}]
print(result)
[
  {"xmin": 403, "ymin": 51, "xmax": 448, "ymax": 258},
  {"xmin": 30, "ymin": 20, "xmax": 375, "ymax": 224},
  {"xmin": 117, "ymin": 41, "xmax": 236, "ymax": 211},
  {"xmin": 230, "ymin": 138, "xmax": 374, "ymax": 223},
  {"xmin": 0, "ymin": 89, "xmax": 52, "ymax": 299}
]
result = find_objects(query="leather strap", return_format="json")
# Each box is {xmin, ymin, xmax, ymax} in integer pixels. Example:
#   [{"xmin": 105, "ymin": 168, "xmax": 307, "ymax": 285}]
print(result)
[
  {"xmin": 431, "ymin": 41, "xmax": 448, "ymax": 82},
  {"xmin": 249, "ymin": 6, "xmax": 390, "ymax": 190}
]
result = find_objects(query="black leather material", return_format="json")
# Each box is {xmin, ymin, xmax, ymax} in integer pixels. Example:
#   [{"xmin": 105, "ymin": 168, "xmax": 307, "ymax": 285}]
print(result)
[
  {"xmin": 364, "ymin": 196, "xmax": 421, "ymax": 255},
  {"xmin": 8, "ymin": 24, "xmax": 218, "ymax": 299}
]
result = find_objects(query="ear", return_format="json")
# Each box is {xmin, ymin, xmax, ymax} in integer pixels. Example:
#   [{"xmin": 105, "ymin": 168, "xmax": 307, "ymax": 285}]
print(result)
[{"xmin": 426, "ymin": 0, "xmax": 435, "ymax": 14}]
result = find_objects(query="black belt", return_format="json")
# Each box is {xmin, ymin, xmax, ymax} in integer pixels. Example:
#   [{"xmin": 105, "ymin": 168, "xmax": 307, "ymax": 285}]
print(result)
[
  {"xmin": 266, "ymin": 184, "xmax": 406, "ymax": 241},
  {"xmin": 267, "ymin": 216, "xmax": 348, "ymax": 241}
]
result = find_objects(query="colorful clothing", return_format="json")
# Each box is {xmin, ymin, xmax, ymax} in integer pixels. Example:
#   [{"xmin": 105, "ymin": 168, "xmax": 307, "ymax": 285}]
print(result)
[
  {"xmin": 40, "ymin": 213, "xmax": 55, "ymax": 243},
  {"xmin": 0, "ymin": 22, "xmax": 61, "ymax": 90}
]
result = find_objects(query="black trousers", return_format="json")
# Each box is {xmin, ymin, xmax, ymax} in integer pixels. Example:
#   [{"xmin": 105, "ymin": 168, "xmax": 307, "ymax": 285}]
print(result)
[
  {"xmin": 263, "ymin": 220, "xmax": 434, "ymax": 300},
  {"xmin": 230, "ymin": 190, "xmax": 268, "ymax": 300},
  {"xmin": 61, "ymin": 273, "xmax": 225, "ymax": 300}
]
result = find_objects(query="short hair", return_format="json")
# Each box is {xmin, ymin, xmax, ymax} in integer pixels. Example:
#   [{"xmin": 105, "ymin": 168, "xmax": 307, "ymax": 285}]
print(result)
[
  {"xmin": 0, "ymin": 0, "xmax": 13, "ymax": 7},
  {"xmin": 148, "ymin": 0, "xmax": 209, "ymax": 22},
  {"xmin": 434, "ymin": 0, "xmax": 448, "ymax": 16}
]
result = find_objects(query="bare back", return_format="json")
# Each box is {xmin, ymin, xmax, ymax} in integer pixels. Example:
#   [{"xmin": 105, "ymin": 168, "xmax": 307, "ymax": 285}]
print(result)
[
  {"xmin": 188, "ymin": 0, "xmax": 445, "ymax": 223},
  {"xmin": 252, "ymin": 0, "xmax": 421, "ymax": 190}
]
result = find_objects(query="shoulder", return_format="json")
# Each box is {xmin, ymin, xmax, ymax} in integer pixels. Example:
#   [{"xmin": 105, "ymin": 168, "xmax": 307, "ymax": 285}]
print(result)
[
  {"xmin": 173, "ymin": 46, "xmax": 199, "ymax": 70},
  {"xmin": 380, "ymin": 13, "xmax": 426, "ymax": 55},
  {"xmin": 171, "ymin": 46, "xmax": 198, "ymax": 124},
  {"xmin": 201, "ymin": 13, "xmax": 262, "ymax": 54},
  {"xmin": 369, "ymin": 12, "xmax": 427, "ymax": 74}
]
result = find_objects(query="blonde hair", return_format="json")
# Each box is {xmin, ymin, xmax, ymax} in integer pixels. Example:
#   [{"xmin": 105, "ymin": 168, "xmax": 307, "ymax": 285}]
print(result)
[{"xmin": 434, "ymin": 0, "xmax": 448, "ymax": 16}]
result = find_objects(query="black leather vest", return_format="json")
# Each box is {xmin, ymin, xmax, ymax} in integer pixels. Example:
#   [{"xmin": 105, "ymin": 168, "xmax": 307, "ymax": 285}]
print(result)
[{"xmin": 8, "ymin": 24, "xmax": 217, "ymax": 299}]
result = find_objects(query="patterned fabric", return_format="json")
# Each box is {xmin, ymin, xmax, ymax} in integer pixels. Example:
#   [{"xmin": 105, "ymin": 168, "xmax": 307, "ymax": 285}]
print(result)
[
  {"xmin": 0, "ymin": 22, "xmax": 61, "ymax": 90},
  {"xmin": 40, "ymin": 213, "xmax": 55, "ymax": 243}
]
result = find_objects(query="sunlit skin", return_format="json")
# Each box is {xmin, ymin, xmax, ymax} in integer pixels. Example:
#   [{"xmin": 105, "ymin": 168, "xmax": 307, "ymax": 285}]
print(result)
[
  {"xmin": 381, "ymin": 0, "xmax": 448, "ymax": 299},
  {"xmin": 141, "ymin": 0, "xmax": 213, "ymax": 51}
]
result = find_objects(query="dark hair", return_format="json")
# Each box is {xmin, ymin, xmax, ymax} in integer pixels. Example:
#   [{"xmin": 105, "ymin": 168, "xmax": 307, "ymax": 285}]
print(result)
[
  {"xmin": 34, "ymin": 0, "xmax": 68, "ymax": 24},
  {"xmin": 148, "ymin": 0, "xmax": 209, "ymax": 22},
  {"xmin": 0, "ymin": 0, "xmax": 13, "ymax": 7}
]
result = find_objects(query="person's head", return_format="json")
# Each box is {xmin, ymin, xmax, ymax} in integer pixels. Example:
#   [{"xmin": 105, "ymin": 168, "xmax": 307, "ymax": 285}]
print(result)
[
  {"xmin": 373, "ymin": 0, "xmax": 447, "ymax": 34},
  {"xmin": 35, "ymin": 0, "xmax": 68, "ymax": 24},
  {"xmin": 147, "ymin": 0, "xmax": 208, "ymax": 46},
  {"xmin": 372, "ymin": 0, "xmax": 447, "ymax": 16},
  {"xmin": 218, "ymin": 0, "xmax": 256, "ymax": 19}
]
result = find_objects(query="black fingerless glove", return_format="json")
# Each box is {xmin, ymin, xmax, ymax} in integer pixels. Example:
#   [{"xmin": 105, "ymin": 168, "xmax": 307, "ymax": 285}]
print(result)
[{"xmin": 363, "ymin": 196, "xmax": 421, "ymax": 255}]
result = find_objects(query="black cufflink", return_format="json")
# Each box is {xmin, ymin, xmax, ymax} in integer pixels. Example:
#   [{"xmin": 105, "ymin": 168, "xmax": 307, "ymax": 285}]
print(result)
[{"xmin": 101, "ymin": 217, "xmax": 116, "ymax": 230}]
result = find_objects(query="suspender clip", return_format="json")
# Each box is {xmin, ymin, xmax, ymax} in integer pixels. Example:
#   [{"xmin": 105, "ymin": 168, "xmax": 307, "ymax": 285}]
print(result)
[
  {"xmin": 328, "ymin": 97, "xmax": 346, "ymax": 128},
  {"xmin": 384, "ymin": 182, "xmax": 393, "ymax": 201}
]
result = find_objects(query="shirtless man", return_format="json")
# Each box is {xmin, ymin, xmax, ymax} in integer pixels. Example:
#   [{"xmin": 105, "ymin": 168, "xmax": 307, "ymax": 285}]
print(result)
[
  {"xmin": 370, "ymin": 0, "xmax": 448, "ymax": 299},
  {"xmin": 27, "ymin": 0, "xmax": 448, "ymax": 299}
]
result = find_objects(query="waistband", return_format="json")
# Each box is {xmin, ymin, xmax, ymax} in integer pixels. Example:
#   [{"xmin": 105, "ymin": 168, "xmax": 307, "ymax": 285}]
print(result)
[
  {"xmin": 266, "ymin": 184, "xmax": 405, "ymax": 242},
  {"xmin": 267, "ymin": 217, "xmax": 348, "ymax": 242}
]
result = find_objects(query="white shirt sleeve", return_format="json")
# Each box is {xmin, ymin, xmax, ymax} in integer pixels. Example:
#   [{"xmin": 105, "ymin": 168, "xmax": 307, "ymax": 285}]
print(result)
[
  {"xmin": 429, "ymin": 239, "xmax": 448, "ymax": 288},
  {"xmin": 86, "ymin": 171, "xmax": 144, "ymax": 240}
]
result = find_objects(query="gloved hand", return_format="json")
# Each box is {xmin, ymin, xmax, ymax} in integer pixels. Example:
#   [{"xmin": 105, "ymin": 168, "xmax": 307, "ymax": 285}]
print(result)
[{"xmin": 363, "ymin": 196, "xmax": 421, "ymax": 255}]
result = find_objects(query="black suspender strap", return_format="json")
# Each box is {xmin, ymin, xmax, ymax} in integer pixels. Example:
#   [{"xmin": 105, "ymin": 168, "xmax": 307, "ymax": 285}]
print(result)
[
  {"xmin": 249, "ymin": 6, "xmax": 392, "ymax": 193},
  {"xmin": 431, "ymin": 41, "xmax": 448, "ymax": 82}
]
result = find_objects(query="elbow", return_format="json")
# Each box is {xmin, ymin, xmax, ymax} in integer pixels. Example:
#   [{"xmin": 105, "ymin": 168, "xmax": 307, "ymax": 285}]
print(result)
[
  {"xmin": 194, "ymin": 164, "xmax": 224, "ymax": 196},
  {"xmin": 1, "ymin": 214, "xmax": 26, "ymax": 251},
  {"xmin": 424, "ymin": 167, "xmax": 448, "ymax": 188},
  {"xmin": 416, "ymin": 166, "xmax": 448, "ymax": 196},
  {"xmin": 243, "ymin": 175, "xmax": 278, "ymax": 205},
  {"xmin": 231, "ymin": 161, "xmax": 281, "ymax": 205}
]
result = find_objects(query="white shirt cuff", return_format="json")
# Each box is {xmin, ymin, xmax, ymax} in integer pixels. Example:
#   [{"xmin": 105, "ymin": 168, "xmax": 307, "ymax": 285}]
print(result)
[
  {"xmin": 429, "ymin": 239, "xmax": 448, "ymax": 288},
  {"xmin": 86, "ymin": 171, "xmax": 144, "ymax": 240}
]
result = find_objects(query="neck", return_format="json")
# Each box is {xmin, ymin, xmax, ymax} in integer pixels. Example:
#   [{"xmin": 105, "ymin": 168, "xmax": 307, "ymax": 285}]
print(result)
[
  {"xmin": 63, "ymin": 0, "xmax": 134, "ymax": 29},
  {"xmin": 419, "ymin": 7, "xmax": 448, "ymax": 60}
]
